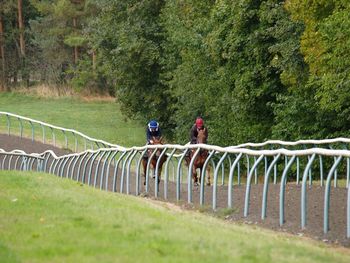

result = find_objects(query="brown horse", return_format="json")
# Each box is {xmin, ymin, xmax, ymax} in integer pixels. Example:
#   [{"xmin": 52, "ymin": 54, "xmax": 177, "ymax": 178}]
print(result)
[
  {"xmin": 185, "ymin": 128, "xmax": 210, "ymax": 186},
  {"xmin": 142, "ymin": 136, "xmax": 167, "ymax": 186}
]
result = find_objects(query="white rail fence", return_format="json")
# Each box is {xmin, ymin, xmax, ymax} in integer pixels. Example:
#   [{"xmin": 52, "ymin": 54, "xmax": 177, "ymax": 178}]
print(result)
[{"xmin": 0, "ymin": 112, "xmax": 349, "ymax": 238}]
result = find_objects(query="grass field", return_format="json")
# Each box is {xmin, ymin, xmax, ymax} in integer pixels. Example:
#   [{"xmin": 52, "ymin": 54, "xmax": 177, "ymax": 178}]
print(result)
[
  {"xmin": 1, "ymin": 92, "xmax": 350, "ymax": 262},
  {"xmin": 0, "ymin": 92, "xmax": 145, "ymax": 147},
  {"xmin": 1, "ymin": 171, "xmax": 350, "ymax": 263}
]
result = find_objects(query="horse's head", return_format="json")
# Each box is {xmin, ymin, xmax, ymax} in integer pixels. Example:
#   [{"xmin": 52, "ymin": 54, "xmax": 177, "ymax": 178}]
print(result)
[
  {"xmin": 149, "ymin": 136, "xmax": 164, "ymax": 158},
  {"xmin": 197, "ymin": 128, "xmax": 207, "ymax": 144},
  {"xmin": 142, "ymin": 137, "xmax": 167, "ymax": 186},
  {"xmin": 150, "ymin": 136, "xmax": 163, "ymax": 145}
]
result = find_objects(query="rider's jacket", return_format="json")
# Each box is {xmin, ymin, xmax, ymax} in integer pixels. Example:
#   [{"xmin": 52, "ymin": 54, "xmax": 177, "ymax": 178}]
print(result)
[{"xmin": 146, "ymin": 127, "xmax": 162, "ymax": 144}]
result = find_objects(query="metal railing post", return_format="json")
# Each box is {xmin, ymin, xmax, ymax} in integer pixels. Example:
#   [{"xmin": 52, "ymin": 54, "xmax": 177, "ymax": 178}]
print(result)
[
  {"xmin": 200, "ymin": 150, "xmax": 216, "ymax": 206},
  {"xmin": 243, "ymin": 155, "xmax": 264, "ymax": 216},
  {"xmin": 261, "ymin": 154, "xmax": 281, "ymax": 219},
  {"xmin": 301, "ymin": 154, "xmax": 316, "ymax": 229},
  {"xmin": 324, "ymin": 156, "xmax": 342, "ymax": 233},
  {"xmin": 163, "ymin": 149, "xmax": 176, "ymax": 200},
  {"xmin": 213, "ymin": 152, "xmax": 228, "ymax": 210},
  {"xmin": 176, "ymin": 149, "xmax": 188, "ymax": 201},
  {"xmin": 279, "ymin": 156, "xmax": 296, "ymax": 225},
  {"xmin": 155, "ymin": 148, "xmax": 168, "ymax": 198},
  {"xmin": 227, "ymin": 153, "xmax": 243, "ymax": 208}
]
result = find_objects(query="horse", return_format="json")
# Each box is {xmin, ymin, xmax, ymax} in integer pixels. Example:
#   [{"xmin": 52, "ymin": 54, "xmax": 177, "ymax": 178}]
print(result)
[
  {"xmin": 185, "ymin": 128, "xmax": 210, "ymax": 186},
  {"xmin": 142, "ymin": 136, "xmax": 167, "ymax": 186}
]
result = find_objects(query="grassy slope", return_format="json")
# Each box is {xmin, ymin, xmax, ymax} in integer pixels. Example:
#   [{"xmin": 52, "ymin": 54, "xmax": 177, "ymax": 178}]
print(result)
[
  {"xmin": 0, "ymin": 92, "xmax": 145, "ymax": 147},
  {"xmin": 1, "ymin": 171, "xmax": 350, "ymax": 263}
]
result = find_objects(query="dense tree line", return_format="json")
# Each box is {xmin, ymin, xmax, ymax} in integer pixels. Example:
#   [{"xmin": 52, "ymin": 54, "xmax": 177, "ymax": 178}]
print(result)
[{"xmin": 0, "ymin": 0, "xmax": 349, "ymax": 146}]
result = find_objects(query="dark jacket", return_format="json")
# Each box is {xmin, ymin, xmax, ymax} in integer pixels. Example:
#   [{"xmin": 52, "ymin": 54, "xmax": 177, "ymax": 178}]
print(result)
[
  {"xmin": 146, "ymin": 127, "xmax": 162, "ymax": 143},
  {"xmin": 190, "ymin": 124, "xmax": 208, "ymax": 144}
]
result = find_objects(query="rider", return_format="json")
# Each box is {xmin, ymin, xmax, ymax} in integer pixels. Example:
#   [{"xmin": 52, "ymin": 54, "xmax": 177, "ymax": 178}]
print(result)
[
  {"xmin": 146, "ymin": 120, "xmax": 162, "ymax": 144},
  {"xmin": 190, "ymin": 117, "xmax": 208, "ymax": 144}
]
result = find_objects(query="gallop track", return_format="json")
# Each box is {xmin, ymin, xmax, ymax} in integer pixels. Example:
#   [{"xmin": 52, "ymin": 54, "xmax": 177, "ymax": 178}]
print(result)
[{"xmin": 0, "ymin": 134, "xmax": 349, "ymax": 247}]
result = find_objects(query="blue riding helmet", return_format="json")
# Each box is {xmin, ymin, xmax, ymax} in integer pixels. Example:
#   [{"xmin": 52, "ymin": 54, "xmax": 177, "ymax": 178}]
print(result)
[{"xmin": 148, "ymin": 120, "xmax": 159, "ymax": 131}]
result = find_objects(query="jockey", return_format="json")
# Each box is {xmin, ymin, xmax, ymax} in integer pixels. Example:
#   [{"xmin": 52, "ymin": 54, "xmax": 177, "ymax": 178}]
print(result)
[
  {"xmin": 190, "ymin": 117, "xmax": 208, "ymax": 144},
  {"xmin": 146, "ymin": 120, "xmax": 162, "ymax": 144}
]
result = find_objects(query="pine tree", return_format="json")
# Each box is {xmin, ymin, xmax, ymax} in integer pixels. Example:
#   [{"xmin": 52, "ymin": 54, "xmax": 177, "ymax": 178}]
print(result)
[{"xmin": 0, "ymin": 14, "xmax": 6, "ymax": 90}]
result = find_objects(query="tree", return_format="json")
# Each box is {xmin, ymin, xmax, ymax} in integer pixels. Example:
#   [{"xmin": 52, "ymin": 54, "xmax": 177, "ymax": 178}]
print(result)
[
  {"xmin": 281, "ymin": 0, "xmax": 350, "ymax": 139},
  {"xmin": 17, "ymin": 0, "xmax": 31, "ymax": 86},
  {"xmin": 0, "ymin": 0, "xmax": 19, "ymax": 89},
  {"xmin": 160, "ymin": 0, "xmax": 216, "ymax": 142},
  {"xmin": 161, "ymin": 0, "xmax": 303, "ymax": 145},
  {"xmin": 18, "ymin": 0, "xmax": 25, "ymax": 58},
  {"xmin": 29, "ymin": 0, "xmax": 87, "ymax": 84},
  {"xmin": 0, "ymin": 13, "xmax": 6, "ymax": 90},
  {"xmin": 88, "ymin": 0, "xmax": 172, "ymax": 133}
]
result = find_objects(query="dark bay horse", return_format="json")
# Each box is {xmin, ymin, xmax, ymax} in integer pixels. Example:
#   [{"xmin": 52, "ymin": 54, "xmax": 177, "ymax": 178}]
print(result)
[
  {"xmin": 185, "ymin": 128, "xmax": 210, "ymax": 186},
  {"xmin": 142, "ymin": 137, "xmax": 167, "ymax": 186}
]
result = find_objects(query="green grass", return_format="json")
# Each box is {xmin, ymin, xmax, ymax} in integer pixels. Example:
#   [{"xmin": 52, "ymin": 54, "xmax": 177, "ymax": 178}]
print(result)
[
  {"xmin": 1, "ymin": 171, "xmax": 350, "ymax": 263},
  {"xmin": 0, "ymin": 92, "xmax": 145, "ymax": 147}
]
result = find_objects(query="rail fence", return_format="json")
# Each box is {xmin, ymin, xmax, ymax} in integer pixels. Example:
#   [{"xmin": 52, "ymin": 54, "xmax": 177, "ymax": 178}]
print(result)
[{"xmin": 0, "ymin": 111, "xmax": 349, "ymax": 238}]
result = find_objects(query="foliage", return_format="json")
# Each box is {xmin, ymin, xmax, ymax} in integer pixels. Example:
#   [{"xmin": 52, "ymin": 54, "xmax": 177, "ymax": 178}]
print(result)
[
  {"xmin": 161, "ymin": 0, "xmax": 304, "ymax": 145},
  {"xmin": 29, "ymin": 0, "xmax": 86, "ymax": 84},
  {"xmin": 87, "ymin": 0, "xmax": 174, "ymax": 133},
  {"xmin": 2, "ymin": 0, "xmax": 350, "ymax": 145},
  {"xmin": 278, "ymin": 0, "xmax": 350, "ymax": 140},
  {"xmin": 160, "ymin": 0, "xmax": 216, "ymax": 142},
  {"xmin": 0, "ymin": 0, "xmax": 39, "ymax": 88}
]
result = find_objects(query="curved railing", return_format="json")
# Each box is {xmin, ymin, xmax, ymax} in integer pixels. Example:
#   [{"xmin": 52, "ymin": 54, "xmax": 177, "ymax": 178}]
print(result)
[
  {"xmin": 1, "ymin": 144, "xmax": 349, "ymax": 238},
  {"xmin": 2, "ymin": 111, "xmax": 350, "ymax": 187},
  {"xmin": 0, "ymin": 111, "xmax": 350, "ymax": 238},
  {"xmin": 231, "ymin": 138, "xmax": 350, "ymax": 150},
  {"xmin": 0, "ymin": 111, "xmax": 117, "ymax": 152},
  {"xmin": 2, "ymin": 111, "xmax": 350, "ymax": 186},
  {"xmin": 0, "ymin": 149, "xmax": 44, "ymax": 171},
  {"xmin": 2, "ymin": 111, "xmax": 350, "ymax": 152}
]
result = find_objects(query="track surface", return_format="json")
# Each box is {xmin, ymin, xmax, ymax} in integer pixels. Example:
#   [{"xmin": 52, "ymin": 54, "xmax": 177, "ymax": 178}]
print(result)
[{"xmin": 1, "ymin": 134, "xmax": 349, "ymax": 247}]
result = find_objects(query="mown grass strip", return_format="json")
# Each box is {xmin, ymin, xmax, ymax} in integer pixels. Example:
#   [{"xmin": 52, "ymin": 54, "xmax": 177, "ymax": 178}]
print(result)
[{"xmin": 1, "ymin": 170, "xmax": 349, "ymax": 263}]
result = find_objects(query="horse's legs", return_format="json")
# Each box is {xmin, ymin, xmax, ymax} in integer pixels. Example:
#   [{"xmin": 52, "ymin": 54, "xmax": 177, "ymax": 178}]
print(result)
[
  {"xmin": 192, "ymin": 166, "xmax": 199, "ymax": 186},
  {"xmin": 184, "ymin": 156, "xmax": 190, "ymax": 166},
  {"xmin": 198, "ymin": 167, "xmax": 202, "ymax": 186},
  {"xmin": 157, "ymin": 158, "xmax": 167, "ymax": 191},
  {"xmin": 206, "ymin": 166, "xmax": 211, "ymax": 186},
  {"xmin": 160, "ymin": 162, "xmax": 165, "ymax": 183},
  {"xmin": 142, "ymin": 159, "xmax": 147, "ymax": 185},
  {"xmin": 158, "ymin": 166, "xmax": 162, "ymax": 186},
  {"xmin": 152, "ymin": 160, "xmax": 157, "ymax": 178}
]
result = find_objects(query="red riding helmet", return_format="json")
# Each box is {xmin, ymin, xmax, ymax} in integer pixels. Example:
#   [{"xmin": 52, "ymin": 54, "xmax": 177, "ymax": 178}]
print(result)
[{"xmin": 195, "ymin": 117, "xmax": 204, "ymax": 128}]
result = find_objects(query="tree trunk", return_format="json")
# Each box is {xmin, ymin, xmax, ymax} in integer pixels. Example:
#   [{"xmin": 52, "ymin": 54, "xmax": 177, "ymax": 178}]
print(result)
[
  {"xmin": 18, "ymin": 0, "xmax": 29, "ymax": 86},
  {"xmin": 92, "ymin": 50, "xmax": 96, "ymax": 71},
  {"xmin": 18, "ymin": 0, "xmax": 25, "ymax": 57},
  {"xmin": 73, "ymin": 17, "xmax": 78, "ymax": 64},
  {"xmin": 0, "ymin": 15, "xmax": 6, "ymax": 91}
]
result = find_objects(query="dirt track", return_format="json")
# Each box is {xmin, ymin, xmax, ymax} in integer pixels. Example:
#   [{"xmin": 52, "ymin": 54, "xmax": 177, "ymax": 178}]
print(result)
[{"xmin": 0, "ymin": 134, "xmax": 349, "ymax": 247}]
